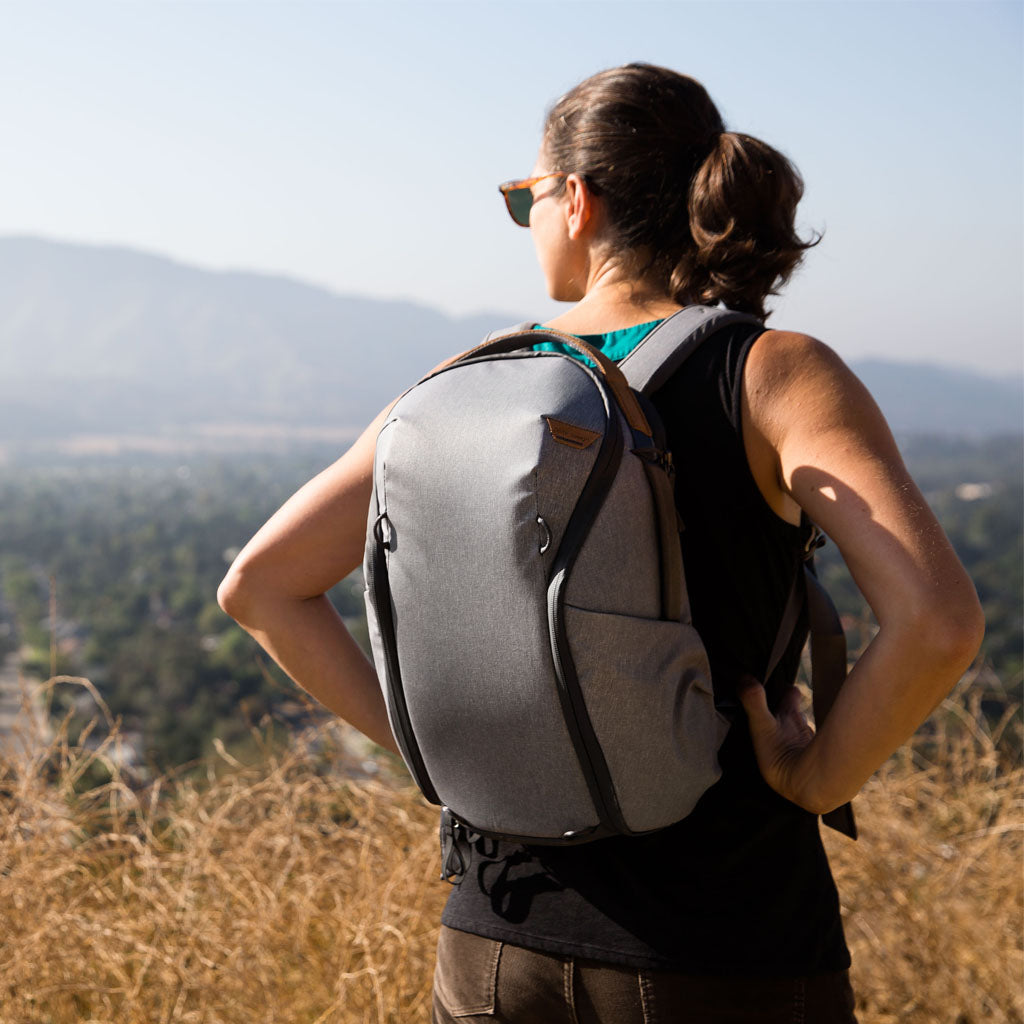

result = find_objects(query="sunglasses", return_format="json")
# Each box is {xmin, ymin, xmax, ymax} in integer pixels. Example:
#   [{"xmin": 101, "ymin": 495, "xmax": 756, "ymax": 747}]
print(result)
[{"xmin": 498, "ymin": 173, "xmax": 567, "ymax": 227}]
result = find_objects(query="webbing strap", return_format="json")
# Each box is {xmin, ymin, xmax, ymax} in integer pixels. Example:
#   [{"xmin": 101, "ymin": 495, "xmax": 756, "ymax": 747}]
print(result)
[
  {"xmin": 763, "ymin": 556, "xmax": 856, "ymax": 840},
  {"xmin": 763, "ymin": 564, "xmax": 804, "ymax": 686},
  {"xmin": 617, "ymin": 306, "xmax": 763, "ymax": 395}
]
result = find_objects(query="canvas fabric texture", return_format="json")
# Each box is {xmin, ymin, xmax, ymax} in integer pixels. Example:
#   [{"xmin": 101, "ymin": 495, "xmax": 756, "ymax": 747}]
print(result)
[{"xmin": 362, "ymin": 308, "xmax": 755, "ymax": 845}]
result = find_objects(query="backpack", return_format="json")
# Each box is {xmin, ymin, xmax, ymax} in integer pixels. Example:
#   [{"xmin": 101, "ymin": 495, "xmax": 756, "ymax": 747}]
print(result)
[{"xmin": 362, "ymin": 306, "xmax": 855, "ymax": 878}]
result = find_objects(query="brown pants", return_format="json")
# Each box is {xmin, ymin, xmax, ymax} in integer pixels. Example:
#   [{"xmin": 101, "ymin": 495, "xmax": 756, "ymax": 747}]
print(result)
[{"xmin": 432, "ymin": 926, "xmax": 858, "ymax": 1024}]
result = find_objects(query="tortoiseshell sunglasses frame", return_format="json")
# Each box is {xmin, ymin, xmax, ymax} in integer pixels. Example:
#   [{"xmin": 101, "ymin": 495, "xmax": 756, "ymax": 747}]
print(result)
[{"xmin": 498, "ymin": 173, "xmax": 567, "ymax": 227}]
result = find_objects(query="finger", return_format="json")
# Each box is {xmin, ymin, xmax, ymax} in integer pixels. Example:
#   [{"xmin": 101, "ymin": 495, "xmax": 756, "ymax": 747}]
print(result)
[
  {"xmin": 778, "ymin": 685, "xmax": 804, "ymax": 717},
  {"xmin": 736, "ymin": 676, "xmax": 774, "ymax": 734},
  {"xmin": 771, "ymin": 684, "xmax": 812, "ymax": 740}
]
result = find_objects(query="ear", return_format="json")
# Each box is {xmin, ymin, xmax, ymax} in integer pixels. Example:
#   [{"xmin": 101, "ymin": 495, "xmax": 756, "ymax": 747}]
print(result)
[{"xmin": 563, "ymin": 173, "xmax": 595, "ymax": 240}]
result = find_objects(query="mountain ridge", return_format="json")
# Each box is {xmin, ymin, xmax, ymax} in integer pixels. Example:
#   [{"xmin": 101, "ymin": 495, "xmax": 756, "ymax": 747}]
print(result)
[{"xmin": 0, "ymin": 236, "xmax": 1019, "ymax": 443}]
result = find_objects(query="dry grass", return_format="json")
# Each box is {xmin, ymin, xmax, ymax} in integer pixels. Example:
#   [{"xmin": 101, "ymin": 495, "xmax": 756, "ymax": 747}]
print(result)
[
  {"xmin": 0, "ymin": 679, "xmax": 1019, "ymax": 1024},
  {"xmin": 827, "ymin": 688, "xmax": 1022, "ymax": 1023}
]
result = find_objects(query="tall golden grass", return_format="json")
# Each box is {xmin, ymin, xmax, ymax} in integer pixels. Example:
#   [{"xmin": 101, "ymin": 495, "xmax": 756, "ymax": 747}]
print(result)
[{"xmin": 0, "ymin": 677, "xmax": 1019, "ymax": 1024}]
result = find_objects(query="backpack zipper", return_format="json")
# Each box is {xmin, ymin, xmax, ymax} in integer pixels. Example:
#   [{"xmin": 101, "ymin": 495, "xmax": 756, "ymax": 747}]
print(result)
[{"xmin": 366, "ymin": 508, "xmax": 440, "ymax": 806}]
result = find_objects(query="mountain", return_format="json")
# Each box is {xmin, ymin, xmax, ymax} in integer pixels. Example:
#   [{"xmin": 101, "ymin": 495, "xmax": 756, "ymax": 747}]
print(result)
[
  {"xmin": 0, "ymin": 236, "xmax": 1019, "ymax": 445},
  {"xmin": 0, "ymin": 236, "xmax": 505, "ymax": 441},
  {"xmin": 852, "ymin": 360, "xmax": 1021, "ymax": 438}
]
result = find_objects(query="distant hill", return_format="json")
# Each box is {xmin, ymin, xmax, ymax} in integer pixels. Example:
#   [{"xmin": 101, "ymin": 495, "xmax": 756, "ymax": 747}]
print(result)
[
  {"xmin": 0, "ymin": 236, "xmax": 504, "ymax": 442},
  {"xmin": 853, "ymin": 360, "xmax": 1021, "ymax": 438},
  {"xmin": 0, "ymin": 236, "xmax": 1019, "ymax": 445}
]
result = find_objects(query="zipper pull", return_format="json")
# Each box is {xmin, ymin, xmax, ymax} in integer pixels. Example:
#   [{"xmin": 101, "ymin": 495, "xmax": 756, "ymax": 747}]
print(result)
[{"xmin": 631, "ymin": 446, "xmax": 675, "ymax": 480}]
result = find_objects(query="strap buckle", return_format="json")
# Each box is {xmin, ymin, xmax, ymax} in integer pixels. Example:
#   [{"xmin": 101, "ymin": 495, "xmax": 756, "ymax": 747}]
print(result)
[
  {"xmin": 631, "ymin": 446, "xmax": 675, "ymax": 481},
  {"xmin": 439, "ymin": 807, "xmax": 477, "ymax": 884},
  {"xmin": 803, "ymin": 523, "xmax": 826, "ymax": 560}
]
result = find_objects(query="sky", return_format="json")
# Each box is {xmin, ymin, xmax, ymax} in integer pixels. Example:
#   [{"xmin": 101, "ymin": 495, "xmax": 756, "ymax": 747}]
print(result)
[{"xmin": 2, "ymin": 0, "xmax": 1021, "ymax": 375}]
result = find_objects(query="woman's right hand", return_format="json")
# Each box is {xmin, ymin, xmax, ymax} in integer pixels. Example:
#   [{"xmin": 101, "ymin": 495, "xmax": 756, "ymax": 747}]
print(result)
[
  {"xmin": 739, "ymin": 330, "xmax": 985, "ymax": 814},
  {"xmin": 737, "ymin": 680, "xmax": 816, "ymax": 808}
]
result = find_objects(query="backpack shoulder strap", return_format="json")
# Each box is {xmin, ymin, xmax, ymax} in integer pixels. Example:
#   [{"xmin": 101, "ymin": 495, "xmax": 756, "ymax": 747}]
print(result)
[{"xmin": 617, "ymin": 305, "xmax": 763, "ymax": 394}]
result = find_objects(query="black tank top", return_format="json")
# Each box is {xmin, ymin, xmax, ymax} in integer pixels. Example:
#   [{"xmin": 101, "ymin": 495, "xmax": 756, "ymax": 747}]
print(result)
[{"xmin": 441, "ymin": 322, "xmax": 851, "ymax": 976}]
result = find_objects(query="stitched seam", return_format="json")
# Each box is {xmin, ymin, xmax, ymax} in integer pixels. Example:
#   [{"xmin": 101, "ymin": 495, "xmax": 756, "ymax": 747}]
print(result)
[
  {"xmin": 793, "ymin": 977, "xmax": 805, "ymax": 1024},
  {"xmin": 565, "ymin": 959, "xmax": 578, "ymax": 1024},
  {"xmin": 639, "ymin": 972, "xmax": 654, "ymax": 1024},
  {"xmin": 486, "ymin": 941, "xmax": 502, "ymax": 1014}
]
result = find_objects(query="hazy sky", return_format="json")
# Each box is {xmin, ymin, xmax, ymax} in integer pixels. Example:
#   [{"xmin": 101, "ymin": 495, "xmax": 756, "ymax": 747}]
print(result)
[{"xmin": 2, "ymin": 1, "xmax": 1021, "ymax": 375}]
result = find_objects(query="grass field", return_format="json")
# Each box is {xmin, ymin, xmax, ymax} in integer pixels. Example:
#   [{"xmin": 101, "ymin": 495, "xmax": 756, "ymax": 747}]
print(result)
[{"xmin": 0, "ymin": 679, "xmax": 1019, "ymax": 1024}]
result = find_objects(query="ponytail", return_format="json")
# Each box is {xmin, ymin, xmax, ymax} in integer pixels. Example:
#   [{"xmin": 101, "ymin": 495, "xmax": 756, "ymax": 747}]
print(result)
[{"xmin": 676, "ymin": 132, "xmax": 819, "ymax": 319}]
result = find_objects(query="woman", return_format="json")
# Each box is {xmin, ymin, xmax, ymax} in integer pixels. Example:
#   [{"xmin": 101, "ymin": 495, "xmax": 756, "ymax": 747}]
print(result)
[{"xmin": 219, "ymin": 65, "xmax": 983, "ymax": 1023}]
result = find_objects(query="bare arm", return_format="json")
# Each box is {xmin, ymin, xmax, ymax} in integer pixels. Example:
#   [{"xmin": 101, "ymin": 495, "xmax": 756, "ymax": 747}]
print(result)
[
  {"xmin": 737, "ymin": 331, "xmax": 985, "ymax": 814},
  {"xmin": 217, "ymin": 404, "xmax": 400, "ymax": 755}
]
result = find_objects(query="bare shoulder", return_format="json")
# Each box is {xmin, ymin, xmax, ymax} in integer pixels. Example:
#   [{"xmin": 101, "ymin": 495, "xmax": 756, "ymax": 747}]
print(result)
[
  {"xmin": 746, "ymin": 328, "xmax": 838, "ymax": 372},
  {"xmin": 744, "ymin": 330, "xmax": 861, "ymax": 412},
  {"xmin": 743, "ymin": 329, "xmax": 889, "ymax": 451}
]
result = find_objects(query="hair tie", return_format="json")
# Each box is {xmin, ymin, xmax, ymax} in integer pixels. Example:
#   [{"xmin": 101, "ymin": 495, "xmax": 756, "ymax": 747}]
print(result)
[
  {"xmin": 702, "ymin": 130, "xmax": 724, "ymax": 157},
  {"xmin": 684, "ymin": 132, "xmax": 721, "ymax": 173}
]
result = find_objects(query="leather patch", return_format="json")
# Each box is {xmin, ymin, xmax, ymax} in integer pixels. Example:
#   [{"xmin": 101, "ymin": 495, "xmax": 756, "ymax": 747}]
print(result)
[{"xmin": 545, "ymin": 417, "xmax": 600, "ymax": 450}]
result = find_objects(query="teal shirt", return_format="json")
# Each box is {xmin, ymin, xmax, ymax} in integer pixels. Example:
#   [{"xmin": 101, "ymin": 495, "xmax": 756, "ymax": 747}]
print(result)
[{"xmin": 531, "ymin": 320, "xmax": 662, "ymax": 364}]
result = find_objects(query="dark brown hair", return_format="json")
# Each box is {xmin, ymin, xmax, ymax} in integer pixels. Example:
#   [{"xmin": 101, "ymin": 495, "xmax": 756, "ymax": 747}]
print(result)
[{"xmin": 542, "ymin": 63, "xmax": 818, "ymax": 319}]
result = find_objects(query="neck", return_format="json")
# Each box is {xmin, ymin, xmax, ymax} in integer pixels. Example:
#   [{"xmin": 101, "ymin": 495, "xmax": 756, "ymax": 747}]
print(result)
[{"xmin": 542, "ymin": 274, "xmax": 684, "ymax": 335}]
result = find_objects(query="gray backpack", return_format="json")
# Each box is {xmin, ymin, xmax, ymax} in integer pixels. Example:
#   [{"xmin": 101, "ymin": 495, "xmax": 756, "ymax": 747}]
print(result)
[{"xmin": 362, "ymin": 306, "xmax": 853, "ymax": 875}]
